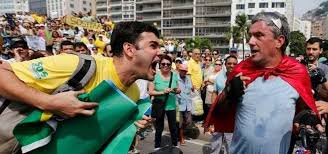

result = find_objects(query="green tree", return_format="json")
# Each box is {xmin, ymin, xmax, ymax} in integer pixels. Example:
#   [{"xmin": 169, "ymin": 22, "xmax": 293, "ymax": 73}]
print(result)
[
  {"xmin": 185, "ymin": 37, "xmax": 212, "ymax": 51},
  {"xmin": 289, "ymin": 31, "xmax": 306, "ymax": 56},
  {"xmin": 235, "ymin": 14, "xmax": 248, "ymax": 59},
  {"xmin": 226, "ymin": 14, "xmax": 249, "ymax": 59},
  {"xmin": 225, "ymin": 26, "xmax": 242, "ymax": 48}
]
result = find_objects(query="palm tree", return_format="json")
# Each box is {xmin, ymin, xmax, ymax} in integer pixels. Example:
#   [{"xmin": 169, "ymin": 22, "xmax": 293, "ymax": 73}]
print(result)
[
  {"xmin": 235, "ymin": 14, "xmax": 248, "ymax": 59},
  {"xmin": 225, "ymin": 26, "xmax": 242, "ymax": 49}
]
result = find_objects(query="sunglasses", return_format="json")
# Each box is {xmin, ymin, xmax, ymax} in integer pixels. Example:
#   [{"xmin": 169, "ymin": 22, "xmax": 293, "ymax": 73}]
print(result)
[
  {"xmin": 213, "ymin": 53, "xmax": 218, "ymax": 55},
  {"xmin": 215, "ymin": 63, "xmax": 222, "ymax": 66},
  {"xmin": 161, "ymin": 63, "xmax": 171, "ymax": 67},
  {"xmin": 205, "ymin": 59, "xmax": 211, "ymax": 61}
]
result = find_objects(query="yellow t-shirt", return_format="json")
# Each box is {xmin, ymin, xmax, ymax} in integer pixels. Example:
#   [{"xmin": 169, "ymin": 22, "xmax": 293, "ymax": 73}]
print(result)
[
  {"xmin": 81, "ymin": 37, "xmax": 90, "ymax": 45},
  {"xmin": 187, "ymin": 58, "xmax": 203, "ymax": 90},
  {"xmin": 10, "ymin": 54, "xmax": 140, "ymax": 102}
]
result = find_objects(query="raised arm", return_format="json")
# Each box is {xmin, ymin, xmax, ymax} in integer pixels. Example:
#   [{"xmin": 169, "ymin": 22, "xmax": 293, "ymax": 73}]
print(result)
[{"xmin": 0, "ymin": 61, "xmax": 97, "ymax": 118}]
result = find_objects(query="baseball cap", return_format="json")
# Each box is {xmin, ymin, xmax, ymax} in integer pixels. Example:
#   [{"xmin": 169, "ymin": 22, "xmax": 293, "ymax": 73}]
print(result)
[
  {"xmin": 229, "ymin": 48, "xmax": 238, "ymax": 53},
  {"xmin": 175, "ymin": 57, "xmax": 183, "ymax": 63}
]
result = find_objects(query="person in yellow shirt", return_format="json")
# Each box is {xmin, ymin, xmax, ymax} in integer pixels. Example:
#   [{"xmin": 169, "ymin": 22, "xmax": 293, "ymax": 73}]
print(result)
[
  {"xmin": 94, "ymin": 35, "xmax": 106, "ymax": 55},
  {"xmin": 0, "ymin": 21, "xmax": 161, "ymax": 129},
  {"xmin": 187, "ymin": 48, "xmax": 203, "ymax": 90}
]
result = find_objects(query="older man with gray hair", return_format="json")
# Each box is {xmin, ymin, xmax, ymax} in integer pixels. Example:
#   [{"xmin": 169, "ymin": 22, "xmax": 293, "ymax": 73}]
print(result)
[{"xmin": 205, "ymin": 12, "xmax": 320, "ymax": 153}]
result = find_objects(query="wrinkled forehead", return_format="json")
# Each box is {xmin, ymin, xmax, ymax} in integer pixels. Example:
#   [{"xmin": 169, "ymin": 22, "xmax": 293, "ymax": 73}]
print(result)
[
  {"xmin": 193, "ymin": 49, "xmax": 201, "ymax": 54},
  {"xmin": 249, "ymin": 21, "xmax": 274, "ymax": 34}
]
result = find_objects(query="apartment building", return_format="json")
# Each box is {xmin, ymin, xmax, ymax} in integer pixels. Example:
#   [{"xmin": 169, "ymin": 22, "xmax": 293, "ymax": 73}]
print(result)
[
  {"xmin": 96, "ymin": 0, "xmax": 136, "ymax": 21},
  {"xmin": 231, "ymin": 0, "xmax": 294, "ymax": 25},
  {"xmin": 47, "ymin": 0, "xmax": 92, "ymax": 18},
  {"xmin": 0, "ymin": 0, "xmax": 29, "ymax": 15},
  {"xmin": 97, "ymin": 0, "xmax": 231, "ymax": 50},
  {"xmin": 230, "ymin": 0, "xmax": 294, "ymax": 53},
  {"xmin": 29, "ymin": 0, "xmax": 47, "ymax": 15},
  {"xmin": 293, "ymin": 17, "xmax": 311, "ymax": 40},
  {"xmin": 311, "ymin": 19, "xmax": 324, "ymax": 39}
]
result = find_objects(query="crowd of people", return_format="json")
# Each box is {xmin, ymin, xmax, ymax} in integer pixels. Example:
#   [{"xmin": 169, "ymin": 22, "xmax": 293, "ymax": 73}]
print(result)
[{"xmin": 0, "ymin": 11, "xmax": 328, "ymax": 154}]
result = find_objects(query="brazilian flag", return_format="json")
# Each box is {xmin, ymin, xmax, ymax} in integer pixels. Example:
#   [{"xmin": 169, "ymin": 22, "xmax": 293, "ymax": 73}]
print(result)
[{"xmin": 13, "ymin": 80, "xmax": 151, "ymax": 154}]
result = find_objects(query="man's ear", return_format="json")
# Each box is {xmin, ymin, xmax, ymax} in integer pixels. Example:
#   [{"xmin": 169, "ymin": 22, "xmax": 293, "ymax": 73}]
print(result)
[
  {"xmin": 122, "ymin": 42, "xmax": 134, "ymax": 58},
  {"xmin": 275, "ymin": 35, "xmax": 285, "ymax": 49}
]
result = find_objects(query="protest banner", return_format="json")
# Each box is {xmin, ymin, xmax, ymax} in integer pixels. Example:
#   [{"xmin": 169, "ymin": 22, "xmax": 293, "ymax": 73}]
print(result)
[
  {"xmin": 64, "ymin": 16, "xmax": 103, "ymax": 31},
  {"xmin": 25, "ymin": 36, "xmax": 46, "ymax": 51}
]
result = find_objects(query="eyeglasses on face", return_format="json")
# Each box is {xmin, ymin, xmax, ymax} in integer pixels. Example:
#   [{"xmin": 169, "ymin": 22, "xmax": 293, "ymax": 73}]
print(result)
[
  {"xmin": 213, "ymin": 53, "xmax": 218, "ymax": 55},
  {"xmin": 205, "ymin": 59, "xmax": 211, "ymax": 61},
  {"xmin": 215, "ymin": 63, "xmax": 222, "ymax": 66},
  {"xmin": 160, "ymin": 63, "xmax": 171, "ymax": 67}
]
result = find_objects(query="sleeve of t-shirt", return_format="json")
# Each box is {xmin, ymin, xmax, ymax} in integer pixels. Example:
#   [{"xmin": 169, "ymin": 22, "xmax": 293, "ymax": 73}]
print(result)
[
  {"xmin": 187, "ymin": 61, "xmax": 192, "ymax": 75},
  {"xmin": 10, "ymin": 54, "xmax": 79, "ymax": 93},
  {"xmin": 214, "ymin": 73, "xmax": 225, "ymax": 93}
]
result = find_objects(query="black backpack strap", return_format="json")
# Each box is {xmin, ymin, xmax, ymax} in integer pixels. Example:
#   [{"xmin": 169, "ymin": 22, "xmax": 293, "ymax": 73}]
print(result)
[
  {"xmin": 0, "ymin": 98, "xmax": 10, "ymax": 115},
  {"xmin": 52, "ymin": 53, "xmax": 96, "ymax": 94},
  {"xmin": 163, "ymin": 71, "xmax": 173, "ymax": 103}
]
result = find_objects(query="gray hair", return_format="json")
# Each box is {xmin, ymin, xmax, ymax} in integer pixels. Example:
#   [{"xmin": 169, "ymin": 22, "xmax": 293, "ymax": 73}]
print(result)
[{"xmin": 251, "ymin": 12, "xmax": 290, "ymax": 53}]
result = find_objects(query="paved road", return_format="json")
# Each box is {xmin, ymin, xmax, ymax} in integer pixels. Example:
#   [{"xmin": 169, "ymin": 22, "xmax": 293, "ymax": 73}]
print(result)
[
  {"xmin": 135, "ymin": 122, "xmax": 217, "ymax": 154},
  {"xmin": 136, "ymin": 130, "xmax": 212, "ymax": 154}
]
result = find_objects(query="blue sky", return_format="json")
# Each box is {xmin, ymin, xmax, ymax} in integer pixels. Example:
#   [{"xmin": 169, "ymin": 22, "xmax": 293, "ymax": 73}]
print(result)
[{"xmin": 294, "ymin": 0, "xmax": 326, "ymax": 17}]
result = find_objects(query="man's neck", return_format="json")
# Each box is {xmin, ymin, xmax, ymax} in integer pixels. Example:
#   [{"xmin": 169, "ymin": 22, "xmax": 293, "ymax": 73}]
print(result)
[
  {"xmin": 192, "ymin": 57, "xmax": 198, "ymax": 63},
  {"xmin": 309, "ymin": 59, "xmax": 318, "ymax": 66},
  {"xmin": 261, "ymin": 54, "xmax": 283, "ymax": 68},
  {"xmin": 113, "ymin": 57, "xmax": 137, "ymax": 87},
  {"xmin": 161, "ymin": 71, "xmax": 170, "ymax": 77}
]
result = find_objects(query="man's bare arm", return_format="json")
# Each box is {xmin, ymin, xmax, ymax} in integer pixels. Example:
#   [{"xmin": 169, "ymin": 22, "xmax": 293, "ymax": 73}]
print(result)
[{"xmin": 0, "ymin": 61, "xmax": 98, "ymax": 118}]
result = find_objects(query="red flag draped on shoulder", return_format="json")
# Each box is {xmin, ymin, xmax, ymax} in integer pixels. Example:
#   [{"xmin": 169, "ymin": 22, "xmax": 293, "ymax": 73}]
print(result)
[{"xmin": 204, "ymin": 55, "xmax": 318, "ymax": 133}]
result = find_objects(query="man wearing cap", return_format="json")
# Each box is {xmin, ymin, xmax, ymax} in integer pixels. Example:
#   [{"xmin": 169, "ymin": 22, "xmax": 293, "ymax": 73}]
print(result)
[
  {"xmin": 176, "ymin": 64, "xmax": 193, "ymax": 145},
  {"xmin": 174, "ymin": 57, "xmax": 183, "ymax": 71},
  {"xmin": 229, "ymin": 48, "xmax": 242, "ymax": 63}
]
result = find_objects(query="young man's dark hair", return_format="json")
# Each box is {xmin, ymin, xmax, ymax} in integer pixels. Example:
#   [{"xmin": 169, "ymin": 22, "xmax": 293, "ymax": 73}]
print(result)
[
  {"xmin": 74, "ymin": 42, "xmax": 90, "ymax": 55},
  {"xmin": 306, "ymin": 37, "xmax": 322, "ymax": 49},
  {"xmin": 110, "ymin": 21, "xmax": 160, "ymax": 57},
  {"xmin": 10, "ymin": 40, "xmax": 28, "ymax": 49},
  {"xmin": 224, "ymin": 55, "xmax": 238, "ymax": 63},
  {"xmin": 60, "ymin": 40, "xmax": 74, "ymax": 50}
]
